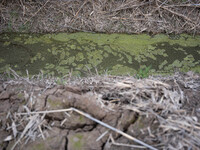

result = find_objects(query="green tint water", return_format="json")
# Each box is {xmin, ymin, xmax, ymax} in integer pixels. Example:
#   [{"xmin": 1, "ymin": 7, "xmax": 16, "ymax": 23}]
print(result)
[{"xmin": 0, "ymin": 32, "xmax": 199, "ymax": 76}]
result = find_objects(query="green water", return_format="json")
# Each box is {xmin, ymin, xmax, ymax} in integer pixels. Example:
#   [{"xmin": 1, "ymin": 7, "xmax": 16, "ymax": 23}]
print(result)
[{"xmin": 0, "ymin": 32, "xmax": 199, "ymax": 76}]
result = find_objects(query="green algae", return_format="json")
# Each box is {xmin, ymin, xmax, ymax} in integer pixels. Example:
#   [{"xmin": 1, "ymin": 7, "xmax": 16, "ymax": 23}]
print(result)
[
  {"xmin": 3, "ymin": 41, "xmax": 10, "ymax": 46},
  {"xmin": 192, "ymin": 65, "xmax": 200, "ymax": 73},
  {"xmin": 0, "ymin": 58, "xmax": 4, "ymax": 63},
  {"xmin": 110, "ymin": 64, "xmax": 136, "ymax": 75},
  {"xmin": 69, "ymin": 133, "xmax": 85, "ymax": 150},
  {"xmin": 47, "ymin": 98, "xmax": 63, "ymax": 109},
  {"xmin": 31, "ymin": 143, "xmax": 45, "ymax": 150},
  {"xmin": 17, "ymin": 93, "xmax": 24, "ymax": 99},
  {"xmin": 24, "ymin": 35, "xmax": 52, "ymax": 45},
  {"xmin": 0, "ymin": 32, "xmax": 199, "ymax": 76}
]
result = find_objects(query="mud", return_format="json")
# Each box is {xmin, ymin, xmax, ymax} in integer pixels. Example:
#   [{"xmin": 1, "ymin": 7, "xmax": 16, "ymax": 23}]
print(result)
[
  {"xmin": 0, "ymin": 81, "xmax": 138, "ymax": 150},
  {"xmin": 0, "ymin": 72, "xmax": 200, "ymax": 150}
]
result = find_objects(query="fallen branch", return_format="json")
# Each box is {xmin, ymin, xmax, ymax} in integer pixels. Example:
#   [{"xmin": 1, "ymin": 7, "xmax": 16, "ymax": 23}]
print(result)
[
  {"xmin": 109, "ymin": 134, "xmax": 146, "ymax": 149},
  {"xmin": 161, "ymin": 6, "xmax": 197, "ymax": 25},
  {"xmin": 23, "ymin": 0, "xmax": 50, "ymax": 25},
  {"xmin": 18, "ymin": 107, "xmax": 158, "ymax": 150},
  {"xmin": 164, "ymin": 4, "xmax": 200, "ymax": 8}
]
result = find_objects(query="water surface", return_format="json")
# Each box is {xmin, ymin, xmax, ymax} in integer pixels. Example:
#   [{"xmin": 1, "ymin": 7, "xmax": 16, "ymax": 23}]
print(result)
[{"xmin": 0, "ymin": 33, "xmax": 199, "ymax": 76}]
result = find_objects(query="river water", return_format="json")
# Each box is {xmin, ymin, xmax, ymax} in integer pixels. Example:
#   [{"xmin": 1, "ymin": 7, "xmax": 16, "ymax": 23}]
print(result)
[{"xmin": 0, "ymin": 33, "xmax": 199, "ymax": 76}]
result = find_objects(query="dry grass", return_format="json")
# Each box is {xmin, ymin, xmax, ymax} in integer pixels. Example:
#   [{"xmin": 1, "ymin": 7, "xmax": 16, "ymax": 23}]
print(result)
[
  {"xmin": 0, "ymin": 0, "xmax": 200, "ymax": 34},
  {"xmin": 1, "ymin": 70, "xmax": 200, "ymax": 149}
]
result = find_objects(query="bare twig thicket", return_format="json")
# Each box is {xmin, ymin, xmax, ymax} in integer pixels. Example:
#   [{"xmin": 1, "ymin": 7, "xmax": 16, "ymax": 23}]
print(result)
[{"xmin": 0, "ymin": 0, "xmax": 199, "ymax": 34}]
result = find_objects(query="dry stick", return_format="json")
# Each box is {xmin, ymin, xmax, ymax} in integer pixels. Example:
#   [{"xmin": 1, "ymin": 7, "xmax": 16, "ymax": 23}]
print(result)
[
  {"xmin": 165, "ymin": 4, "xmax": 200, "ymax": 8},
  {"xmin": 11, "ymin": 115, "xmax": 39, "ymax": 150},
  {"xmin": 74, "ymin": 0, "xmax": 88, "ymax": 18},
  {"xmin": 9, "ymin": 68, "xmax": 20, "ymax": 79},
  {"xmin": 18, "ymin": 107, "xmax": 158, "ymax": 150},
  {"xmin": 19, "ymin": 0, "xmax": 26, "ymax": 17},
  {"xmin": 161, "ymin": 6, "xmax": 196, "ymax": 26},
  {"xmin": 96, "ymin": 130, "xmax": 108, "ymax": 142},
  {"xmin": 110, "ymin": 2, "xmax": 151, "ymax": 13},
  {"xmin": 70, "ymin": 0, "xmax": 88, "ymax": 24},
  {"xmin": 109, "ymin": 134, "xmax": 145, "ymax": 149},
  {"xmin": 155, "ymin": 0, "xmax": 163, "ymax": 18},
  {"xmin": 23, "ymin": 0, "xmax": 50, "ymax": 25}
]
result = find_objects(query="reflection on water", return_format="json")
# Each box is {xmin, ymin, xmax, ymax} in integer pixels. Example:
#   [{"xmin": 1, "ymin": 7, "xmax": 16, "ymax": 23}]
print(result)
[{"xmin": 0, "ymin": 32, "xmax": 199, "ymax": 76}]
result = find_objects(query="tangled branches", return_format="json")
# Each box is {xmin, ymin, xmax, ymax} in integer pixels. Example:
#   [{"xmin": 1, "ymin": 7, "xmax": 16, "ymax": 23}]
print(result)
[{"xmin": 0, "ymin": 0, "xmax": 200, "ymax": 34}]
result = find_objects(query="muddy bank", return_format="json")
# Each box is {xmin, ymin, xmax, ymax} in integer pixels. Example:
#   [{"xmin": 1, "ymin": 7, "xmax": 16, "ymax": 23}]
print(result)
[
  {"xmin": 0, "ymin": 72, "xmax": 200, "ymax": 150},
  {"xmin": 0, "ymin": 0, "xmax": 200, "ymax": 34}
]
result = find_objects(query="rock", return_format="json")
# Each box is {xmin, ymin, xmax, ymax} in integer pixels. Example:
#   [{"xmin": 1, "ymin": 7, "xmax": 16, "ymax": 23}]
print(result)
[
  {"xmin": 0, "ymin": 91, "xmax": 10, "ymax": 100},
  {"xmin": 46, "ymin": 91, "xmax": 107, "ymax": 120}
]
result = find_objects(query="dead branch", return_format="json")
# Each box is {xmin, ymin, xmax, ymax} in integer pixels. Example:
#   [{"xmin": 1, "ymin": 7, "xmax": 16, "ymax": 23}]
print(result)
[
  {"xmin": 23, "ymin": 0, "xmax": 50, "ymax": 25},
  {"xmin": 161, "ymin": 6, "xmax": 197, "ymax": 26},
  {"xmin": 18, "ymin": 108, "xmax": 158, "ymax": 150}
]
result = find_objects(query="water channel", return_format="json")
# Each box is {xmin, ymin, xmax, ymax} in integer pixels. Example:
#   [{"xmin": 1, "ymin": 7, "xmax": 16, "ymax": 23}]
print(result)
[{"xmin": 0, "ymin": 32, "xmax": 199, "ymax": 76}]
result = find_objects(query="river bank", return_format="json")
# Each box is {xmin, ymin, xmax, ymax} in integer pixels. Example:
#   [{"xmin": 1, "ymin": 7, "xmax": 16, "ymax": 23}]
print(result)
[
  {"xmin": 1, "ymin": 0, "xmax": 200, "ymax": 34},
  {"xmin": 0, "ymin": 71, "xmax": 200, "ymax": 150}
]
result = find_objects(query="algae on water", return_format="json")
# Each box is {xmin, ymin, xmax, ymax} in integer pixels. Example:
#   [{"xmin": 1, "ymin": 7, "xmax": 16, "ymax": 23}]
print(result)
[{"xmin": 0, "ymin": 33, "xmax": 199, "ymax": 76}]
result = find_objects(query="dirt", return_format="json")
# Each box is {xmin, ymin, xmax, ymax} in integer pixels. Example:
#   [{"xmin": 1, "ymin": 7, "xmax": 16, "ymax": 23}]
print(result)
[
  {"xmin": 0, "ymin": 72, "xmax": 200, "ymax": 150},
  {"xmin": 0, "ymin": 81, "xmax": 138, "ymax": 150}
]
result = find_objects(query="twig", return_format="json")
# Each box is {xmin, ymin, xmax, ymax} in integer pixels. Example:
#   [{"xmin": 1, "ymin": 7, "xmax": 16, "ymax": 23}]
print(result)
[
  {"xmin": 161, "ymin": 6, "xmax": 196, "ymax": 25},
  {"xmin": 9, "ymin": 68, "xmax": 20, "ymax": 79},
  {"xmin": 38, "ymin": 125, "xmax": 45, "ymax": 140},
  {"xmin": 70, "ymin": 0, "xmax": 88, "ymax": 24},
  {"xmin": 23, "ymin": 0, "xmax": 50, "ymax": 25},
  {"xmin": 74, "ymin": 0, "xmax": 88, "ymax": 18},
  {"xmin": 109, "ymin": 134, "xmax": 146, "ymax": 149},
  {"xmin": 110, "ymin": 2, "xmax": 151, "ymax": 13},
  {"xmin": 96, "ymin": 130, "xmax": 109, "ymax": 142},
  {"xmin": 18, "ymin": 107, "xmax": 158, "ymax": 150},
  {"xmin": 155, "ymin": 0, "xmax": 163, "ymax": 18},
  {"xmin": 18, "ymin": 108, "xmax": 73, "ymax": 115},
  {"xmin": 11, "ymin": 115, "xmax": 39, "ymax": 150},
  {"xmin": 165, "ymin": 4, "xmax": 200, "ymax": 8}
]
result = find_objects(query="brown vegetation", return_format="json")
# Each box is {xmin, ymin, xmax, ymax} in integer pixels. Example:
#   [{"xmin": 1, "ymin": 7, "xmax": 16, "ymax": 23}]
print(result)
[
  {"xmin": 0, "ymin": 71, "xmax": 200, "ymax": 149},
  {"xmin": 0, "ymin": 0, "xmax": 200, "ymax": 34}
]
